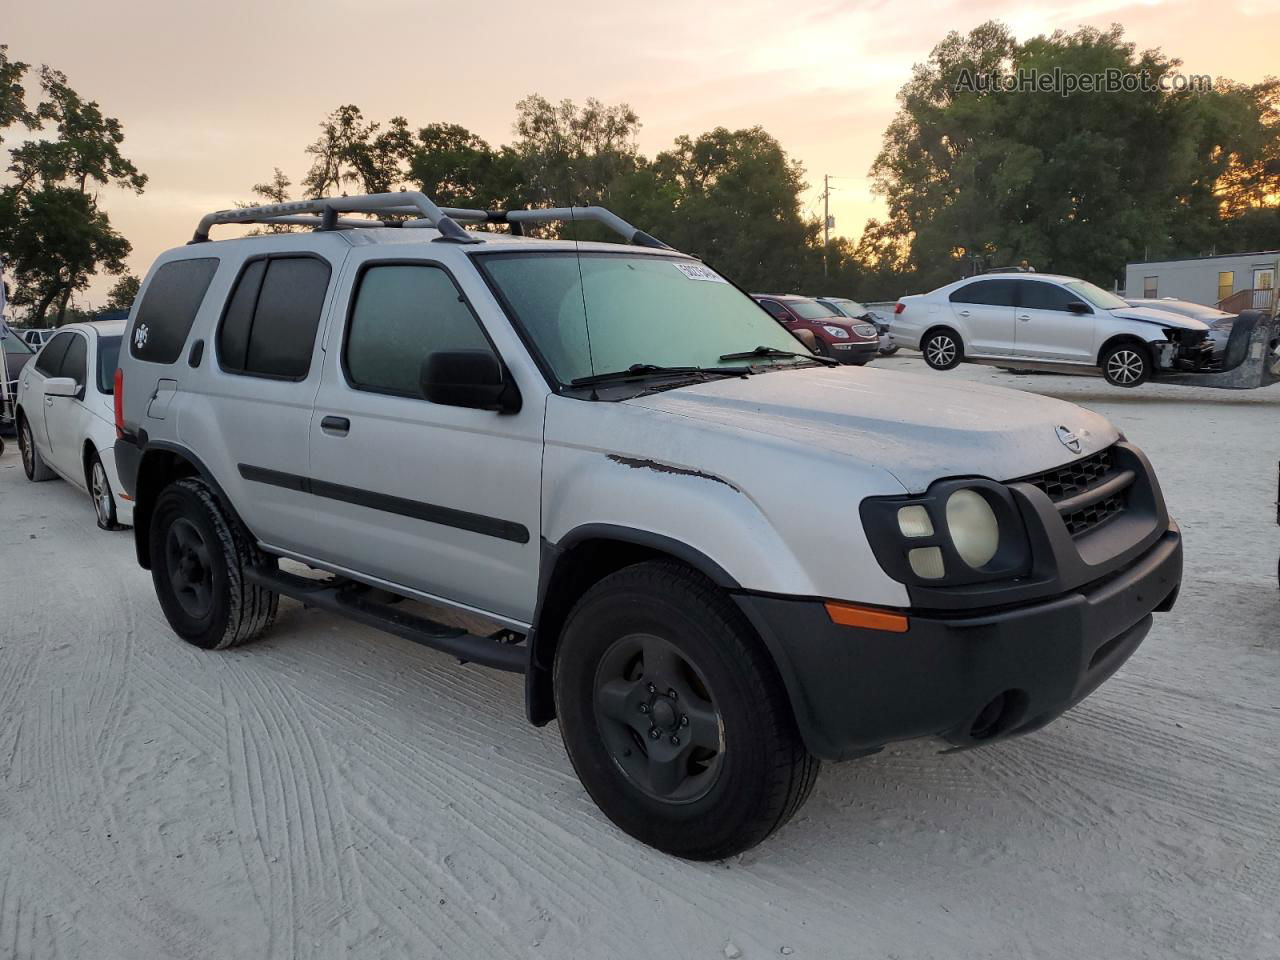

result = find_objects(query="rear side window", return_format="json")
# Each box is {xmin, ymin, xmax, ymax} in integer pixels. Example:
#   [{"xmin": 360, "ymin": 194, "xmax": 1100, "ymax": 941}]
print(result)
[
  {"xmin": 217, "ymin": 256, "xmax": 330, "ymax": 380},
  {"xmin": 97, "ymin": 336, "xmax": 122, "ymax": 393},
  {"xmin": 344, "ymin": 264, "xmax": 493, "ymax": 397},
  {"xmin": 35, "ymin": 332, "xmax": 74, "ymax": 376},
  {"xmin": 950, "ymin": 279, "xmax": 1017, "ymax": 306},
  {"xmin": 131, "ymin": 258, "xmax": 219, "ymax": 363},
  {"xmin": 1018, "ymin": 281, "xmax": 1082, "ymax": 312},
  {"xmin": 759, "ymin": 300, "xmax": 788, "ymax": 320},
  {"xmin": 60, "ymin": 333, "xmax": 87, "ymax": 386}
]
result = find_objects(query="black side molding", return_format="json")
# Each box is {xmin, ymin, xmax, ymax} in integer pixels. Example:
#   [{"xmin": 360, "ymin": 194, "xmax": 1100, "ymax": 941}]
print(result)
[{"xmin": 237, "ymin": 463, "xmax": 530, "ymax": 544}]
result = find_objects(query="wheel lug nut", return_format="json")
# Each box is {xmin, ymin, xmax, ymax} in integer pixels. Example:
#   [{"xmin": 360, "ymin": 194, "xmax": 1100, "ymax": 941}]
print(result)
[
  {"xmin": 680, "ymin": 715, "xmax": 689, "ymax": 726},
  {"xmin": 638, "ymin": 703, "xmax": 649, "ymax": 713},
  {"xmin": 649, "ymin": 728, "xmax": 660, "ymax": 740},
  {"xmin": 647, "ymin": 683, "xmax": 656, "ymax": 694},
  {"xmin": 670, "ymin": 736, "xmax": 680, "ymax": 745},
  {"xmin": 667, "ymin": 689, "xmax": 677, "ymax": 700}
]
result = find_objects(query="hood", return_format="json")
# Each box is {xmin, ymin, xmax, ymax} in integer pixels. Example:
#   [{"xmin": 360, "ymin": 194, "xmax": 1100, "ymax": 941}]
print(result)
[
  {"xmin": 1108, "ymin": 305, "xmax": 1210, "ymax": 332},
  {"xmin": 625, "ymin": 366, "xmax": 1118, "ymax": 492}
]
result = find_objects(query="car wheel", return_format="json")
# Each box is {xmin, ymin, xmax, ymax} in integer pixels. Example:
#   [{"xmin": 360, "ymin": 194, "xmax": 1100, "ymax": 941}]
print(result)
[
  {"xmin": 922, "ymin": 329, "xmax": 962, "ymax": 370},
  {"xmin": 879, "ymin": 343, "xmax": 900, "ymax": 357},
  {"xmin": 87, "ymin": 450, "xmax": 122, "ymax": 531},
  {"xmin": 149, "ymin": 477, "xmax": 278, "ymax": 650},
  {"xmin": 553, "ymin": 561, "xmax": 819, "ymax": 860},
  {"xmin": 18, "ymin": 414, "xmax": 56, "ymax": 482},
  {"xmin": 1101, "ymin": 343, "xmax": 1151, "ymax": 388}
]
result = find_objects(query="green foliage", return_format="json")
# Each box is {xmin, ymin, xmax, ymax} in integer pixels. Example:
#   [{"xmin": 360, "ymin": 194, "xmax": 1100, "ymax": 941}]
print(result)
[
  {"xmin": 0, "ymin": 52, "xmax": 144, "ymax": 323},
  {"xmin": 106, "ymin": 271, "xmax": 140, "ymax": 311},
  {"xmin": 871, "ymin": 22, "xmax": 1280, "ymax": 288}
]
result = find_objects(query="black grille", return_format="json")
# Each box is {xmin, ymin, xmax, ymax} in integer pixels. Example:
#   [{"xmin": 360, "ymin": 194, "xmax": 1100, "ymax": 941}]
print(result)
[
  {"xmin": 1024, "ymin": 448, "xmax": 1113, "ymax": 501},
  {"xmin": 1018, "ymin": 447, "xmax": 1128, "ymax": 537}
]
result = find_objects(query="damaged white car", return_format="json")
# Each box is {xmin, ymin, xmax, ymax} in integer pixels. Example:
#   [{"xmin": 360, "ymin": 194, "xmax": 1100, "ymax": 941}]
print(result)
[{"xmin": 892, "ymin": 273, "xmax": 1214, "ymax": 386}]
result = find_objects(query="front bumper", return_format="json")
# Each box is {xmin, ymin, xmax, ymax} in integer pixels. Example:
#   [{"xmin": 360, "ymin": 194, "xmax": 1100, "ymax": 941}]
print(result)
[{"xmin": 735, "ymin": 522, "xmax": 1181, "ymax": 762}]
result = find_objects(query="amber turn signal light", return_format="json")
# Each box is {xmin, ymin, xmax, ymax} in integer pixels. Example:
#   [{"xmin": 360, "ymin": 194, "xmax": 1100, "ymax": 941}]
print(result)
[{"xmin": 824, "ymin": 601, "xmax": 909, "ymax": 633}]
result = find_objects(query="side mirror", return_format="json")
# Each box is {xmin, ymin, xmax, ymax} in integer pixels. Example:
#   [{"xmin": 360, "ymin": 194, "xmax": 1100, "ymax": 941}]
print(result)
[
  {"xmin": 44, "ymin": 376, "xmax": 79, "ymax": 398},
  {"xmin": 1067, "ymin": 301, "xmax": 1091, "ymax": 315},
  {"xmin": 420, "ymin": 350, "xmax": 521, "ymax": 413}
]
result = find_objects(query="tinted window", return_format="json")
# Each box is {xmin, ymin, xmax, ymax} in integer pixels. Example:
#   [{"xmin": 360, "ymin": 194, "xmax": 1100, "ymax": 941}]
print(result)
[
  {"xmin": 35, "ymin": 332, "xmax": 74, "ymax": 376},
  {"xmin": 346, "ymin": 264, "xmax": 492, "ymax": 396},
  {"xmin": 218, "ymin": 256, "xmax": 329, "ymax": 380},
  {"xmin": 950, "ymin": 279, "xmax": 1017, "ymax": 306},
  {"xmin": 1018, "ymin": 281, "xmax": 1083, "ymax": 312},
  {"xmin": 759, "ymin": 299, "xmax": 789, "ymax": 320},
  {"xmin": 97, "ymin": 336, "xmax": 122, "ymax": 393},
  {"xmin": 4, "ymin": 330, "xmax": 34, "ymax": 355},
  {"xmin": 131, "ymin": 258, "xmax": 219, "ymax": 363},
  {"xmin": 788, "ymin": 299, "xmax": 840, "ymax": 321},
  {"xmin": 60, "ymin": 333, "xmax": 87, "ymax": 386}
]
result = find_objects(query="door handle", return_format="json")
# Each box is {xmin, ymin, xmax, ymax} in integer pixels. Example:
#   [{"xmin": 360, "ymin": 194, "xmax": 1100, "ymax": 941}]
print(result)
[
  {"xmin": 1018, "ymin": 313, "xmax": 1031, "ymax": 321},
  {"xmin": 45, "ymin": 397, "xmax": 53, "ymax": 406},
  {"xmin": 958, "ymin": 310, "xmax": 971, "ymax": 317},
  {"xmin": 320, "ymin": 415, "xmax": 350, "ymax": 436}
]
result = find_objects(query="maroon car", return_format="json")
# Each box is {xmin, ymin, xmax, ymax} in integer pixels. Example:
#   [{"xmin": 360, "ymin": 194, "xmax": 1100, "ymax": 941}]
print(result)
[{"xmin": 752, "ymin": 294, "xmax": 879, "ymax": 365}]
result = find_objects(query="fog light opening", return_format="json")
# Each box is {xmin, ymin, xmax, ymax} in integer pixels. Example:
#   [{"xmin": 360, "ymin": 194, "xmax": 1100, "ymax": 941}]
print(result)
[{"xmin": 967, "ymin": 690, "xmax": 1028, "ymax": 741}]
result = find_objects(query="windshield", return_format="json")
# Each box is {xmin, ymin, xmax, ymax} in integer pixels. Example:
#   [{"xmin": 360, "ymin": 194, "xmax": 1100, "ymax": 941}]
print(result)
[
  {"xmin": 826, "ymin": 299, "xmax": 868, "ymax": 318},
  {"xmin": 477, "ymin": 252, "xmax": 812, "ymax": 384},
  {"xmin": 787, "ymin": 298, "xmax": 841, "ymax": 321},
  {"xmin": 1064, "ymin": 280, "xmax": 1128, "ymax": 310},
  {"xmin": 97, "ymin": 335, "xmax": 121, "ymax": 393}
]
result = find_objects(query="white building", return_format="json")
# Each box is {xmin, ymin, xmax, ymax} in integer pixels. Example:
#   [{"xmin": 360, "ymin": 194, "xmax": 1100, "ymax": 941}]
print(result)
[{"xmin": 1124, "ymin": 250, "xmax": 1277, "ymax": 313}]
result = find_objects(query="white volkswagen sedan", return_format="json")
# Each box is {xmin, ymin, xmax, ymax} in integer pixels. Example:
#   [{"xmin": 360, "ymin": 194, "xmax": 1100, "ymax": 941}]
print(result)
[
  {"xmin": 15, "ymin": 320, "xmax": 132, "ymax": 529},
  {"xmin": 892, "ymin": 273, "xmax": 1214, "ymax": 386}
]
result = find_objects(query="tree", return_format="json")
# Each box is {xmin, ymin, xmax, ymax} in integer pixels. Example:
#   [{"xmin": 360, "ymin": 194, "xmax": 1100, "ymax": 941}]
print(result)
[
  {"xmin": 0, "ymin": 58, "xmax": 145, "ymax": 323},
  {"xmin": 105, "ymin": 271, "xmax": 140, "ymax": 311},
  {"xmin": 512, "ymin": 95, "xmax": 642, "ymax": 210},
  {"xmin": 869, "ymin": 22, "xmax": 1280, "ymax": 288},
  {"xmin": 302, "ymin": 106, "xmax": 411, "ymax": 197},
  {"xmin": 406, "ymin": 123, "xmax": 522, "ymax": 209},
  {"xmin": 0, "ymin": 45, "xmax": 36, "ymax": 144}
]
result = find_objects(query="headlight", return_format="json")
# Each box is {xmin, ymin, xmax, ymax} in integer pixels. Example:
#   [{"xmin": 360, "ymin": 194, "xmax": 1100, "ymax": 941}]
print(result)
[
  {"xmin": 859, "ymin": 479, "xmax": 1030, "ymax": 588},
  {"xmin": 822, "ymin": 325, "xmax": 850, "ymax": 338},
  {"xmin": 945, "ymin": 490, "xmax": 1000, "ymax": 568}
]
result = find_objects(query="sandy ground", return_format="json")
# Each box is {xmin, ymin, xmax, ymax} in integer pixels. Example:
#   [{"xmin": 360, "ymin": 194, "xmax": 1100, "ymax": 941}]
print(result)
[{"xmin": 2, "ymin": 357, "xmax": 1279, "ymax": 960}]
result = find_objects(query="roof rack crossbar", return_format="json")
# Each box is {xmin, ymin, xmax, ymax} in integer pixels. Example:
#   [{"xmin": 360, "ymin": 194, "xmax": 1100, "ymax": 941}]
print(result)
[
  {"xmin": 193, "ymin": 192, "xmax": 672, "ymax": 250},
  {"xmin": 192, "ymin": 191, "xmax": 478, "ymax": 244}
]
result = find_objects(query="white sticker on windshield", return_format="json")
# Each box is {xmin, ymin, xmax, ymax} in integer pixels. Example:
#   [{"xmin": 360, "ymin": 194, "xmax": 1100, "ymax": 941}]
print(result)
[{"xmin": 673, "ymin": 262, "xmax": 727, "ymax": 283}]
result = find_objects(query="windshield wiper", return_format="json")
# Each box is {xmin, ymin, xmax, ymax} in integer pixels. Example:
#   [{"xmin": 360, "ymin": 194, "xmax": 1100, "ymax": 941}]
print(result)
[
  {"xmin": 569, "ymin": 363, "xmax": 751, "ymax": 388},
  {"xmin": 718, "ymin": 345, "xmax": 839, "ymax": 366}
]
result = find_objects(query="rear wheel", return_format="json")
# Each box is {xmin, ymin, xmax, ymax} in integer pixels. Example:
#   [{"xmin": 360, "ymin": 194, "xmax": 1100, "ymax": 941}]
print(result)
[
  {"xmin": 149, "ymin": 477, "xmax": 278, "ymax": 650},
  {"xmin": 88, "ymin": 450, "xmax": 122, "ymax": 531},
  {"xmin": 879, "ymin": 342, "xmax": 900, "ymax": 357},
  {"xmin": 553, "ymin": 561, "xmax": 819, "ymax": 860},
  {"xmin": 18, "ymin": 414, "xmax": 55, "ymax": 482},
  {"xmin": 1101, "ymin": 342, "xmax": 1151, "ymax": 387},
  {"xmin": 922, "ymin": 329, "xmax": 962, "ymax": 370}
]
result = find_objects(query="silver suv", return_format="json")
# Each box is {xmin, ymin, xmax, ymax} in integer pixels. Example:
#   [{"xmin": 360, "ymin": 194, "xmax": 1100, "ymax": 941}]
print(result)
[{"xmin": 115, "ymin": 191, "xmax": 1183, "ymax": 858}]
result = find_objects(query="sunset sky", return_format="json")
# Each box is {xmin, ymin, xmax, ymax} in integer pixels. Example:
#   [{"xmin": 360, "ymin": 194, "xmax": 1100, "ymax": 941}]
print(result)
[{"xmin": 6, "ymin": 0, "xmax": 1280, "ymax": 305}]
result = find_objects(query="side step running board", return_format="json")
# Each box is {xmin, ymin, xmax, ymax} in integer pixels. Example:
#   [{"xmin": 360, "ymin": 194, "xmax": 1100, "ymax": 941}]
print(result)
[{"xmin": 244, "ymin": 566, "xmax": 528, "ymax": 673}]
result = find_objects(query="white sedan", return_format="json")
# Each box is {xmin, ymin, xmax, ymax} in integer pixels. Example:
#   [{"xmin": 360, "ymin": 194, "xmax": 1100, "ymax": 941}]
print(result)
[
  {"xmin": 15, "ymin": 320, "xmax": 133, "ymax": 529},
  {"xmin": 892, "ymin": 273, "xmax": 1214, "ymax": 386}
]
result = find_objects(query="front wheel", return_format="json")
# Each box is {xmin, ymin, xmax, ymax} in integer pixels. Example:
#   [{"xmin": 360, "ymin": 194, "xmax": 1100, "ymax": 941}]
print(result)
[
  {"xmin": 149, "ymin": 477, "xmax": 278, "ymax": 650},
  {"xmin": 922, "ymin": 329, "xmax": 962, "ymax": 370},
  {"xmin": 1101, "ymin": 343, "xmax": 1151, "ymax": 388},
  {"xmin": 553, "ymin": 561, "xmax": 819, "ymax": 860}
]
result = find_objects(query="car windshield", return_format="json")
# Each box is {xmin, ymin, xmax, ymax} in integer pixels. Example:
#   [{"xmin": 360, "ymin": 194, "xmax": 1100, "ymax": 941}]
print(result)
[
  {"xmin": 97, "ymin": 335, "xmax": 121, "ymax": 393},
  {"xmin": 827, "ymin": 299, "xmax": 868, "ymax": 318},
  {"xmin": 1065, "ymin": 280, "xmax": 1128, "ymax": 310},
  {"xmin": 477, "ymin": 252, "xmax": 813, "ymax": 384},
  {"xmin": 786, "ymin": 298, "xmax": 840, "ymax": 321}
]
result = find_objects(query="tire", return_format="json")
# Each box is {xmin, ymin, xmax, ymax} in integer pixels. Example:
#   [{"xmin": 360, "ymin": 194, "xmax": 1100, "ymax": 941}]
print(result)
[
  {"xmin": 922, "ymin": 329, "xmax": 962, "ymax": 370},
  {"xmin": 149, "ymin": 477, "xmax": 278, "ymax": 650},
  {"xmin": 553, "ymin": 561, "xmax": 819, "ymax": 860},
  {"xmin": 18, "ymin": 413, "xmax": 56, "ymax": 482},
  {"xmin": 879, "ymin": 343, "xmax": 900, "ymax": 357},
  {"xmin": 1101, "ymin": 342, "xmax": 1151, "ymax": 388},
  {"xmin": 87, "ymin": 449, "xmax": 122, "ymax": 531}
]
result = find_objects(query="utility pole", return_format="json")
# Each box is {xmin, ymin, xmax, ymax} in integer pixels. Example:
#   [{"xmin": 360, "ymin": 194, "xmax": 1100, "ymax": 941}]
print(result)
[{"xmin": 821, "ymin": 174, "xmax": 834, "ymax": 278}]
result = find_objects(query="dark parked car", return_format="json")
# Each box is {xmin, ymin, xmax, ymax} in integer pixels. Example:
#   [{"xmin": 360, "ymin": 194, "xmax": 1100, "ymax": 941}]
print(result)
[{"xmin": 752, "ymin": 294, "xmax": 879, "ymax": 364}]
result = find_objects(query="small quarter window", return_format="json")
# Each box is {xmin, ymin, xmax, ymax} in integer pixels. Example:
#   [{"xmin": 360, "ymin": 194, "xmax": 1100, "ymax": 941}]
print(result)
[
  {"xmin": 345, "ymin": 264, "xmax": 493, "ymax": 397},
  {"xmin": 131, "ymin": 258, "xmax": 219, "ymax": 363}
]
